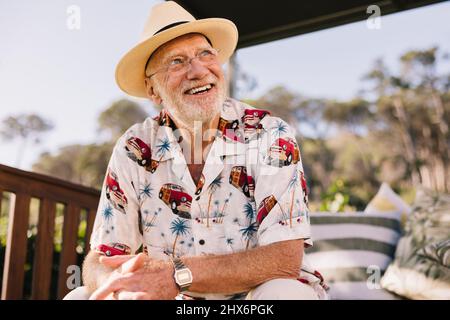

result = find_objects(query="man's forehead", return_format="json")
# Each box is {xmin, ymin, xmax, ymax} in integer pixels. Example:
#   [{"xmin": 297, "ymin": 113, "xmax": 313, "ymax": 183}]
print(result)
[{"xmin": 151, "ymin": 34, "xmax": 211, "ymax": 62}]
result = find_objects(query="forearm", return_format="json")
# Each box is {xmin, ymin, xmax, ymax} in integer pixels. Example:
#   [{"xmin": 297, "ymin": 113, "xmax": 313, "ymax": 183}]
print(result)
[
  {"xmin": 183, "ymin": 239, "xmax": 303, "ymax": 295},
  {"xmin": 82, "ymin": 251, "xmax": 115, "ymax": 293}
]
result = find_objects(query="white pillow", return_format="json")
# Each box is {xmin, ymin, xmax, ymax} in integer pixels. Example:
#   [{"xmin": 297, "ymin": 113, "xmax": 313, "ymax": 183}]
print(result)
[{"xmin": 365, "ymin": 182, "xmax": 411, "ymax": 217}]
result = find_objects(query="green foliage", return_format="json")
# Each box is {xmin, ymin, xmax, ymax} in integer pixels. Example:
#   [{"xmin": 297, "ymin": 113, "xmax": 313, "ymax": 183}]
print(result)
[
  {"xmin": 32, "ymin": 98, "xmax": 150, "ymax": 188},
  {"xmin": 97, "ymin": 98, "xmax": 149, "ymax": 141},
  {"xmin": 319, "ymin": 179, "xmax": 352, "ymax": 213},
  {"xmin": 248, "ymin": 46, "xmax": 450, "ymax": 210},
  {"xmin": 32, "ymin": 143, "xmax": 113, "ymax": 188}
]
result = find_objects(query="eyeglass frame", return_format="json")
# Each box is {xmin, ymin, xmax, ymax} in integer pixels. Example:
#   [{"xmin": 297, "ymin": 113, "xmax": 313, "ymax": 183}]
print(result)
[{"xmin": 145, "ymin": 47, "xmax": 221, "ymax": 79}]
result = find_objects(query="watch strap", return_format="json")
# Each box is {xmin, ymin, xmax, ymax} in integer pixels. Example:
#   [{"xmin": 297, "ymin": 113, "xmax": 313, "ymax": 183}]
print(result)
[{"xmin": 171, "ymin": 256, "xmax": 192, "ymax": 292}]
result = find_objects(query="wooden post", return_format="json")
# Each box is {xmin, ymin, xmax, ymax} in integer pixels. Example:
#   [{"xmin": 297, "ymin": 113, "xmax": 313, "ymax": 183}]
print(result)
[
  {"xmin": 57, "ymin": 203, "xmax": 81, "ymax": 299},
  {"xmin": 31, "ymin": 199, "xmax": 56, "ymax": 299},
  {"xmin": 0, "ymin": 164, "xmax": 100, "ymax": 299},
  {"xmin": 84, "ymin": 208, "xmax": 97, "ymax": 257},
  {"xmin": 1, "ymin": 193, "xmax": 30, "ymax": 300}
]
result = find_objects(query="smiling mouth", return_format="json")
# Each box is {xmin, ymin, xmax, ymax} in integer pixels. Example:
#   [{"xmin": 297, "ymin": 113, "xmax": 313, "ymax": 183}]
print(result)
[{"xmin": 185, "ymin": 84, "xmax": 214, "ymax": 95}]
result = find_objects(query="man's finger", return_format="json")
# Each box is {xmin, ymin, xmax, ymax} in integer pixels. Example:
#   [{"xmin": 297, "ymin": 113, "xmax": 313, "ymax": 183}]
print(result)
[
  {"xmin": 89, "ymin": 276, "xmax": 127, "ymax": 300},
  {"xmin": 99, "ymin": 254, "xmax": 135, "ymax": 268},
  {"xmin": 120, "ymin": 253, "xmax": 147, "ymax": 273},
  {"xmin": 117, "ymin": 291, "xmax": 151, "ymax": 300}
]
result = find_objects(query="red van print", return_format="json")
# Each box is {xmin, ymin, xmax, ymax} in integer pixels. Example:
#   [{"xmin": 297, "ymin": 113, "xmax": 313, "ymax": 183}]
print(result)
[
  {"xmin": 125, "ymin": 137, "xmax": 151, "ymax": 166},
  {"xmin": 159, "ymin": 183, "xmax": 192, "ymax": 219},
  {"xmin": 96, "ymin": 243, "xmax": 131, "ymax": 256},
  {"xmin": 242, "ymin": 109, "xmax": 270, "ymax": 127},
  {"xmin": 218, "ymin": 117, "xmax": 244, "ymax": 143},
  {"xmin": 105, "ymin": 170, "xmax": 128, "ymax": 214},
  {"xmin": 229, "ymin": 166, "xmax": 254, "ymax": 197},
  {"xmin": 268, "ymin": 138, "xmax": 300, "ymax": 166},
  {"xmin": 300, "ymin": 171, "xmax": 309, "ymax": 206},
  {"xmin": 125, "ymin": 137, "xmax": 159, "ymax": 172},
  {"xmin": 256, "ymin": 195, "xmax": 277, "ymax": 224}
]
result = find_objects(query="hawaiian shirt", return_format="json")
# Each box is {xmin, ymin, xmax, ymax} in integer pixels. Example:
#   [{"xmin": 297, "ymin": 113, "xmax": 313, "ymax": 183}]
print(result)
[{"xmin": 90, "ymin": 97, "xmax": 328, "ymax": 299}]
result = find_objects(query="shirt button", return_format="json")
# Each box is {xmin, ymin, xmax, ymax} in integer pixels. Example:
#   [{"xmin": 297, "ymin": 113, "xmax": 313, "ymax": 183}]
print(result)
[{"xmin": 199, "ymin": 239, "xmax": 205, "ymax": 245}]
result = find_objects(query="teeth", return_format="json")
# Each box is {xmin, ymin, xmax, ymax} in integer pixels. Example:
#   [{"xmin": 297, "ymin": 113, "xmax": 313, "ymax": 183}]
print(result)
[{"xmin": 188, "ymin": 84, "xmax": 212, "ymax": 94}]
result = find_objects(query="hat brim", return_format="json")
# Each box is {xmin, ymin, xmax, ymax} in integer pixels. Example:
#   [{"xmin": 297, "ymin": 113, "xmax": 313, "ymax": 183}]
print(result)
[{"xmin": 115, "ymin": 18, "xmax": 238, "ymax": 98}]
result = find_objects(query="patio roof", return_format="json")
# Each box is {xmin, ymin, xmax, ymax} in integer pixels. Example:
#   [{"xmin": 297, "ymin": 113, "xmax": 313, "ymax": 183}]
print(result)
[{"xmin": 171, "ymin": 0, "xmax": 446, "ymax": 48}]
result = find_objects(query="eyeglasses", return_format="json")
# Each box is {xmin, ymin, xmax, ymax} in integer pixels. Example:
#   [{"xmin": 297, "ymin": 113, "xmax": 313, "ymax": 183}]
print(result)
[{"xmin": 146, "ymin": 48, "xmax": 220, "ymax": 78}]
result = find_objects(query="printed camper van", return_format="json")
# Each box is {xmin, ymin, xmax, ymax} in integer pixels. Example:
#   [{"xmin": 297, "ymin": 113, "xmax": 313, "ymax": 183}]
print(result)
[
  {"xmin": 159, "ymin": 183, "xmax": 192, "ymax": 219},
  {"xmin": 105, "ymin": 170, "xmax": 128, "ymax": 214},
  {"xmin": 256, "ymin": 195, "xmax": 277, "ymax": 224},
  {"xmin": 218, "ymin": 117, "xmax": 244, "ymax": 142},
  {"xmin": 268, "ymin": 138, "xmax": 300, "ymax": 166},
  {"xmin": 125, "ymin": 136, "xmax": 159, "ymax": 172},
  {"xmin": 229, "ymin": 166, "xmax": 254, "ymax": 197}
]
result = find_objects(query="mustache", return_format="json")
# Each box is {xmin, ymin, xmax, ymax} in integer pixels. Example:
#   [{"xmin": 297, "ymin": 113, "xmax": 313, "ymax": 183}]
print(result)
[{"xmin": 180, "ymin": 76, "xmax": 220, "ymax": 92}]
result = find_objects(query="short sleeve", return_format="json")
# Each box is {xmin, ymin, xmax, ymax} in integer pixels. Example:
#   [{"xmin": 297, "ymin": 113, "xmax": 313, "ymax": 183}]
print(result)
[
  {"xmin": 90, "ymin": 133, "xmax": 143, "ymax": 254},
  {"xmin": 253, "ymin": 119, "xmax": 312, "ymax": 247}
]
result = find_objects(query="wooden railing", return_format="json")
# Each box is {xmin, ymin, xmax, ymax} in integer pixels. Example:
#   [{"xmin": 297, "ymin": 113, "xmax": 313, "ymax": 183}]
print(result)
[{"xmin": 0, "ymin": 164, "xmax": 100, "ymax": 300}]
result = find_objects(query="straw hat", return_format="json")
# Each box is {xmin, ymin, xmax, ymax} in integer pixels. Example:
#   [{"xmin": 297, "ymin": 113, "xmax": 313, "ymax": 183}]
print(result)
[{"xmin": 115, "ymin": 1, "xmax": 238, "ymax": 98}]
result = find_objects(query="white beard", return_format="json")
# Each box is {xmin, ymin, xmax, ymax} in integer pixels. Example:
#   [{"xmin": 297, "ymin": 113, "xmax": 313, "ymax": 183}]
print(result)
[{"xmin": 158, "ymin": 81, "xmax": 226, "ymax": 129}]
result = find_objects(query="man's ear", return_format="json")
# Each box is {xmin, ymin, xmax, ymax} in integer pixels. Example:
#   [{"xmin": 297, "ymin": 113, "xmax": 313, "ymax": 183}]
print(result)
[{"xmin": 144, "ymin": 78, "xmax": 162, "ymax": 105}]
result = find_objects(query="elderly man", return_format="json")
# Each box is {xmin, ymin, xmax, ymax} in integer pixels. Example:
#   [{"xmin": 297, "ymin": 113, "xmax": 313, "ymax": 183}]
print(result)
[{"xmin": 65, "ymin": 1, "xmax": 327, "ymax": 300}]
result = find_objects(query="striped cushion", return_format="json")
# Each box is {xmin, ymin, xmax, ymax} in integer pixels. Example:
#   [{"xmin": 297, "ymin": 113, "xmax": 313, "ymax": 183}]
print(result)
[{"xmin": 305, "ymin": 211, "xmax": 402, "ymax": 299}]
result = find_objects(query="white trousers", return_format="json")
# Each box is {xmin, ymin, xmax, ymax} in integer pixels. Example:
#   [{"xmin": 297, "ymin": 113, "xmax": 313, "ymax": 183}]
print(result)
[{"xmin": 63, "ymin": 279, "xmax": 319, "ymax": 300}]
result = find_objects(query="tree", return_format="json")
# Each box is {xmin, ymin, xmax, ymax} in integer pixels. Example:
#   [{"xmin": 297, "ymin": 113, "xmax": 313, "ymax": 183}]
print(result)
[
  {"xmin": 32, "ymin": 142, "xmax": 113, "ymax": 188},
  {"xmin": 0, "ymin": 113, "xmax": 53, "ymax": 167},
  {"xmin": 246, "ymin": 86, "xmax": 332, "ymax": 139},
  {"xmin": 363, "ymin": 47, "xmax": 450, "ymax": 191},
  {"xmin": 33, "ymin": 98, "xmax": 150, "ymax": 188},
  {"xmin": 97, "ymin": 99, "xmax": 149, "ymax": 140}
]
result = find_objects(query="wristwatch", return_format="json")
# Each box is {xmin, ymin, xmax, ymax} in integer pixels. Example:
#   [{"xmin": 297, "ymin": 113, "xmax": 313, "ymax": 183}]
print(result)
[{"xmin": 171, "ymin": 257, "xmax": 193, "ymax": 292}]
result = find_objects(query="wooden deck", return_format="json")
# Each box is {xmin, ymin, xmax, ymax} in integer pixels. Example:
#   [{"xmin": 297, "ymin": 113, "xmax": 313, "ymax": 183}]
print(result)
[{"xmin": 0, "ymin": 164, "xmax": 100, "ymax": 300}]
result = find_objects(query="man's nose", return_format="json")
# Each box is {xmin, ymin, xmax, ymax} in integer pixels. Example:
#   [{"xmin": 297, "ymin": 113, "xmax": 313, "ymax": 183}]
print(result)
[{"xmin": 186, "ymin": 58, "xmax": 209, "ymax": 80}]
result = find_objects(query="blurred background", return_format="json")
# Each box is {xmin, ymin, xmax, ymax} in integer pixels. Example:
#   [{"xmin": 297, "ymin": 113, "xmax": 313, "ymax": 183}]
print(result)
[{"xmin": 0, "ymin": 0, "xmax": 449, "ymax": 299}]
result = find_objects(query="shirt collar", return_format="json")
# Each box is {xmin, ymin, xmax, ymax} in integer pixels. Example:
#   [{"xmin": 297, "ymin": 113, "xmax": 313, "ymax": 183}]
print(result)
[{"xmin": 151, "ymin": 99, "xmax": 248, "ymax": 163}]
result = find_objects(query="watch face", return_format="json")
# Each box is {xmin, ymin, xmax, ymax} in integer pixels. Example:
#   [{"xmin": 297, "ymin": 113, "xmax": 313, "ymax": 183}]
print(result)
[{"xmin": 176, "ymin": 269, "xmax": 193, "ymax": 286}]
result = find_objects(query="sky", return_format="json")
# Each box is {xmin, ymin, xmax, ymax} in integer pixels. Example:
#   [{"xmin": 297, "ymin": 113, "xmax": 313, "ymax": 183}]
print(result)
[{"xmin": 0, "ymin": 0, "xmax": 449, "ymax": 170}]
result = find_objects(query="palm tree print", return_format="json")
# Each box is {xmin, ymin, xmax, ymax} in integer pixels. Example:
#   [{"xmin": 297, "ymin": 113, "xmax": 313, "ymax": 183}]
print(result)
[
  {"xmin": 155, "ymin": 137, "xmax": 171, "ymax": 160},
  {"xmin": 141, "ymin": 209, "xmax": 150, "ymax": 231},
  {"xmin": 150, "ymin": 137, "xmax": 172, "ymax": 173},
  {"xmin": 205, "ymin": 175, "xmax": 223, "ymax": 227},
  {"xmin": 271, "ymin": 120, "xmax": 288, "ymax": 139},
  {"xmin": 243, "ymin": 202, "xmax": 255, "ymax": 222},
  {"xmin": 102, "ymin": 203, "xmax": 114, "ymax": 222},
  {"xmin": 288, "ymin": 171, "xmax": 300, "ymax": 227},
  {"xmin": 220, "ymin": 236, "xmax": 235, "ymax": 252},
  {"xmin": 240, "ymin": 222, "xmax": 258, "ymax": 250},
  {"xmin": 212, "ymin": 199, "xmax": 221, "ymax": 223},
  {"xmin": 102, "ymin": 204, "xmax": 114, "ymax": 235},
  {"xmin": 218, "ymin": 192, "xmax": 233, "ymax": 223},
  {"xmin": 170, "ymin": 218, "xmax": 190, "ymax": 257},
  {"xmin": 142, "ymin": 207, "xmax": 162, "ymax": 232},
  {"xmin": 139, "ymin": 181, "xmax": 153, "ymax": 202}
]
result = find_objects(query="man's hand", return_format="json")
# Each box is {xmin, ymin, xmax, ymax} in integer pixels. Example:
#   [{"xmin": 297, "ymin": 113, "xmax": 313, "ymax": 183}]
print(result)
[
  {"xmin": 90, "ymin": 253, "xmax": 179, "ymax": 300},
  {"xmin": 99, "ymin": 254, "xmax": 139, "ymax": 271}
]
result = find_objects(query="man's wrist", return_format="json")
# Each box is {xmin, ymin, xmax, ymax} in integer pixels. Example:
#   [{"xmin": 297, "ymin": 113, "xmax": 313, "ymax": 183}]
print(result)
[
  {"xmin": 170, "ymin": 256, "xmax": 193, "ymax": 292},
  {"xmin": 165, "ymin": 261, "xmax": 180, "ymax": 296}
]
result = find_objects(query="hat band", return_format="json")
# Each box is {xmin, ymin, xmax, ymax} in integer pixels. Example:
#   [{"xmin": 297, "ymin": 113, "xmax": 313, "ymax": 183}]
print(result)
[{"xmin": 153, "ymin": 21, "xmax": 189, "ymax": 35}]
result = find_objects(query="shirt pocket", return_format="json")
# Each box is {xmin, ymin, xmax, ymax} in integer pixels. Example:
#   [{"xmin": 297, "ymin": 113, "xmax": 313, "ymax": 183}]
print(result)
[{"xmin": 191, "ymin": 221, "xmax": 232, "ymax": 255}]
